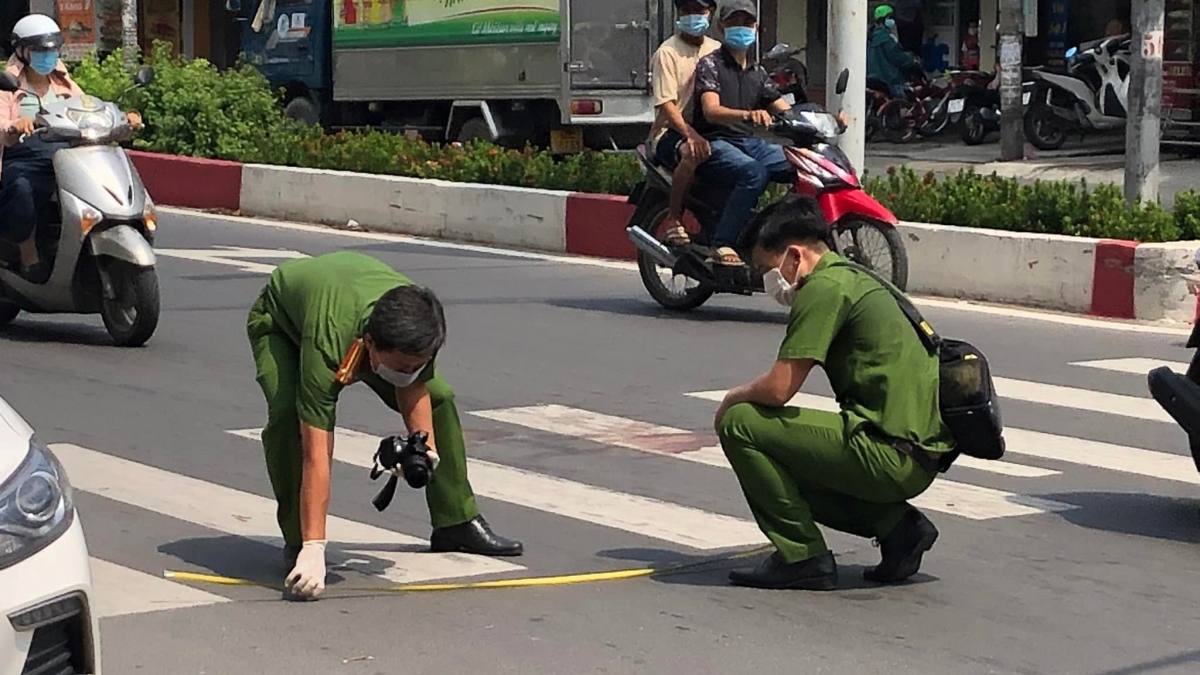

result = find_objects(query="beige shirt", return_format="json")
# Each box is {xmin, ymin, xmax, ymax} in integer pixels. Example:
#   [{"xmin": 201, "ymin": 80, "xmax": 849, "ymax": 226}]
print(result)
[{"xmin": 650, "ymin": 34, "xmax": 722, "ymax": 143}]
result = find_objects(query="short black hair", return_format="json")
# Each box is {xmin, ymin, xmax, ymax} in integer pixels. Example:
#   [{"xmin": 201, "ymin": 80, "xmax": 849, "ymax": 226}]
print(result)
[
  {"xmin": 366, "ymin": 285, "xmax": 447, "ymax": 355},
  {"xmin": 748, "ymin": 194, "xmax": 834, "ymax": 253}
]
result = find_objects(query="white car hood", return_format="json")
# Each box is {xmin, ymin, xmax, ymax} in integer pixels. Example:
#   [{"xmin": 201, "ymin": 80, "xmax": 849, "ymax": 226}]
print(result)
[{"xmin": 0, "ymin": 396, "xmax": 35, "ymax": 481}]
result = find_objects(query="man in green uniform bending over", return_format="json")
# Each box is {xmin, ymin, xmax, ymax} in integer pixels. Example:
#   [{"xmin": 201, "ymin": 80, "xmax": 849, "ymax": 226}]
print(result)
[
  {"xmin": 246, "ymin": 251, "xmax": 523, "ymax": 600},
  {"xmin": 714, "ymin": 195, "xmax": 954, "ymax": 590}
]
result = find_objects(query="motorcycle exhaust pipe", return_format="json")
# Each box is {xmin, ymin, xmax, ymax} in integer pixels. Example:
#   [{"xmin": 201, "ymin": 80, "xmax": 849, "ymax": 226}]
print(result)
[{"xmin": 626, "ymin": 225, "xmax": 678, "ymax": 269}]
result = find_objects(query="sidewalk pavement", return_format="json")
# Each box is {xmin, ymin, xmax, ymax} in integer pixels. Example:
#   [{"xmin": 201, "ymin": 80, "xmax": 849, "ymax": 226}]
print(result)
[{"xmin": 862, "ymin": 131, "xmax": 1199, "ymax": 209}]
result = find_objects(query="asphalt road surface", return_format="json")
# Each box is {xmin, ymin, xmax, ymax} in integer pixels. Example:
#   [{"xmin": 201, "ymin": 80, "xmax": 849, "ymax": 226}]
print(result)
[{"xmin": 4, "ymin": 210, "xmax": 1200, "ymax": 675}]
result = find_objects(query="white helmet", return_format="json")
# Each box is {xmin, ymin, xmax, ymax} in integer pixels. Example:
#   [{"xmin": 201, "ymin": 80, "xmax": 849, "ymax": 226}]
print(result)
[{"xmin": 11, "ymin": 14, "xmax": 63, "ymax": 53}]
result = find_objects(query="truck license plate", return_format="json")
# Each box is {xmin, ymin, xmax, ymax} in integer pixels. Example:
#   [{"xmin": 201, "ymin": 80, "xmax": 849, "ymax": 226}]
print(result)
[{"xmin": 551, "ymin": 128, "xmax": 584, "ymax": 154}]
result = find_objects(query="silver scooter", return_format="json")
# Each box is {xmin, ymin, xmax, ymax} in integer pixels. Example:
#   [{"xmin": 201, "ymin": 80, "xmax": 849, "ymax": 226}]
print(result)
[
  {"xmin": 1023, "ymin": 34, "xmax": 1132, "ymax": 151},
  {"xmin": 0, "ymin": 67, "xmax": 160, "ymax": 347}
]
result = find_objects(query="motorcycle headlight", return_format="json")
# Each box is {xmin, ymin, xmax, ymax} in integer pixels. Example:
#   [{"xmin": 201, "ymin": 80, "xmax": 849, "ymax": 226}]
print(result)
[
  {"xmin": 0, "ymin": 439, "xmax": 75, "ymax": 571},
  {"xmin": 66, "ymin": 109, "xmax": 114, "ymax": 140}
]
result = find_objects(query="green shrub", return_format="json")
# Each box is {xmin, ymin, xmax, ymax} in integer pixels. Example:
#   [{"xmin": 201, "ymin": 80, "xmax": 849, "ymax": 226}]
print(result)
[{"xmin": 66, "ymin": 43, "xmax": 1200, "ymax": 243}]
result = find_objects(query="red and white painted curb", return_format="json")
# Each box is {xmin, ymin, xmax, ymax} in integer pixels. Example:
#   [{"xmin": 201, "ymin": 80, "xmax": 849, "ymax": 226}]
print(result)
[{"xmin": 128, "ymin": 151, "xmax": 1200, "ymax": 325}]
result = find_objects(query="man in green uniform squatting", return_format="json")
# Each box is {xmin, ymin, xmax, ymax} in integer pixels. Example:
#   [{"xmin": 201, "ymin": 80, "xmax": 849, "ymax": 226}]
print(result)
[
  {"xmin": 246, "ymin": 250, "xmax": 523, "ymax": 600},
  {"xmin": 714, "ymin": 195, "xmax": 955, "ymax": 590}
]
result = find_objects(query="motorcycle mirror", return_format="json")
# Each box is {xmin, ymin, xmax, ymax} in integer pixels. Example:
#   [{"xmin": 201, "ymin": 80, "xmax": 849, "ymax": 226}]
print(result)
[
  {"xmin": 835, "ymin": 69, "xmax": 849, "ymax": 96},
  {"xmin": 0, "ymin": 72, "xmax": 19, "ymax": 92},
  {"xmin": 135, "ymin": 66, "xmax": 155, "ymax": 87}
]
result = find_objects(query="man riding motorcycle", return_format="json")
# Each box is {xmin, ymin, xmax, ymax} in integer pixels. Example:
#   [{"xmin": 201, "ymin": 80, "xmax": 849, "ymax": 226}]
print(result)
[
  {"xmin": 0, "ymin": 14, "xmax": 142, "ymax": 284},
  {"xmin": 689, "ymin": 0, "xmax": 796, "ymax": 268},
  {"xmin": 867, "ymin": 5, "xmax": 918, "ymax": 99}
]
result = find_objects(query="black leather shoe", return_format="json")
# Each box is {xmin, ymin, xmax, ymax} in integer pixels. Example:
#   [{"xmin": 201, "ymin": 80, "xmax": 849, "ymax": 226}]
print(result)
[
  {"xmin": 430, "ymin": 516, "xmax": 524, "ymax": 557},
  {"xmin": 728, "ymin": 551, "xmax": 838, "ymax": 590},
  {"xmin": 864, "ymin": 509, "xmax": 939, "ymax": 584}
]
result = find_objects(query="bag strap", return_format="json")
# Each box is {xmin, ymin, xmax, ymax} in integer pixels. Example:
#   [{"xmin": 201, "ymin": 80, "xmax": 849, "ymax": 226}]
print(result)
[{"xmin": 826, "ymin": 260, "xmax": 942, "ymax": 354}]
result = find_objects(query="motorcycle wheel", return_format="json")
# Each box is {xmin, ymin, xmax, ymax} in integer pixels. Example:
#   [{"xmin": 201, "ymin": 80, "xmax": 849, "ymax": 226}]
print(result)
[
  {"xmin": 1024, "ymin": 104, "xmax": 1067, "ymax": 151},
  {"xmin": 918, "ymin": 101, "xmax": 950, "ymax": 138},
  {"xmin": 636, "ymin": 204, "xmax": 713, "ymax": 311},
  {"xmin": 834, "ymin": 217, "xmax": 910, "ymax": 292},
  {"xmin": 99, "ymin": 259, "xmax": 161, "ymax": 347},
  {"xmin": 959, "ymin": 105, "xmax": 989, "ymax": 145},
  {"xmin": 0, "ymin": 301, "xmax": 18, "ymax": 326},
  {"xmin": 880, "ymin": 101, "xmax": 917, "ymax": 144}
]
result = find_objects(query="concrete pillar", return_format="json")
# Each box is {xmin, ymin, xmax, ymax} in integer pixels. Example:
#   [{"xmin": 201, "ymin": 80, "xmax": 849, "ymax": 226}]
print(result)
[{"xmin": 826, "ymin": 0, "xmax": 868, "ymax": 173}]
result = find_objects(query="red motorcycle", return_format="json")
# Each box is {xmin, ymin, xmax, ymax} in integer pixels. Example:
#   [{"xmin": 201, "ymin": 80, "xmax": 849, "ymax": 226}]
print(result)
[{"xmin": 624, "ymin": 69, "xmax": 908, "ymax": 311}]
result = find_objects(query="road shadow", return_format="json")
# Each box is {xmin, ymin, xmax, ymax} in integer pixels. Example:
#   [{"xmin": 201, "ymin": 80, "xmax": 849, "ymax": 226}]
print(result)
[
  {"xmin": 548, "ymin": 297, "xmax": 789, "ymax": 326},
  {"xmin": 0, "ymin": 319, "xmax": 115, "ymax": 346},
  {"xmin": 158, "ymin": 535, "xmax": 442, "ymax": 590},
  {"xmin": 1088, "ymin": 648, "xmax": 1200, "ymax": 675},
  {"xmin": 596, "ymin": 547, "xmax": 937, "ymax": 591},
  {"xmin": 1045, "ymin": 491, "xmax": 1200, "ymax": 545}
]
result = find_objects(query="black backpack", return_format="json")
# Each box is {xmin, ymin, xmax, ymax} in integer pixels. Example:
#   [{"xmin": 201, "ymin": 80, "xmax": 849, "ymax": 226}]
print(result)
[{"xmin": 828, "ymin": 261, "xmax": 1007, "ymax": 465}]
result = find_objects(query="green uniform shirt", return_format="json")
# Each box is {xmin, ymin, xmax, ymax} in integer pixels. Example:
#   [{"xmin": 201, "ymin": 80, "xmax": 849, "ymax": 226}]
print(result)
[
  {"xmin": 258, "ymin": 251, "xmax": 436, "ymax": 432},
  {"xmin": 778, "ymin": 252, "xmax": 954, "ymax": 454}
]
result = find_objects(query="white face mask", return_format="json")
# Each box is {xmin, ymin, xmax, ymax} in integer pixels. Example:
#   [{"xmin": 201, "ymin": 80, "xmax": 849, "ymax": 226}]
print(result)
[
  {"xmin": 764, "ymin": 250, "xmax": 801, "ymax": 307},
  {"xmin": 375, "ymin": 362, "xmax": 423, "ymax": 388}
]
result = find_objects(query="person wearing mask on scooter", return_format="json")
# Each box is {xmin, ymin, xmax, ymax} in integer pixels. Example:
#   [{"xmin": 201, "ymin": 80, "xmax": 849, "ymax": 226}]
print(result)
[
  {"xmin": 690, "ymin": 0, "xmax": 795, "ymax": 268},
  {"xmin": 0, "ymin": 14, "xmax": 142, "ymax": 284},
  {"xmin": 867, "ymin": 5, "xmax": 917, "ymax": 99},
  {"xmin": 714, "ymin": 194, "xmax": 954, "ymax": 590},
  {"xmin": 649, "ymin": 0, "xmax": 721, "ymax": 248}
]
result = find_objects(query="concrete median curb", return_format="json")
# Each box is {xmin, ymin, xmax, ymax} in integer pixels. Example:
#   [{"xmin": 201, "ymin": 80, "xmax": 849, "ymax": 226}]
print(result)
[{"xmin": 128, "ymin": 152, "xmax": 1200, "ymax": 325}]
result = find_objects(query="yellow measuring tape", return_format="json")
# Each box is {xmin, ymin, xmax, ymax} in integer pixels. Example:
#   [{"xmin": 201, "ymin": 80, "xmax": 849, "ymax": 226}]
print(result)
[{"xmin": 163, "ymin": 545, "xmax": 773, "ymax": 595}]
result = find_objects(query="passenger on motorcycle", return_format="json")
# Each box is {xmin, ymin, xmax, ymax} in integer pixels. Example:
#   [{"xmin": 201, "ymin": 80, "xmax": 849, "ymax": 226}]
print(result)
[
  {"xmin": 649, "ymin": 0, "xmax": 721, "ymax": 248},
  {"xmin": 0, "ymin": 14, "xmax": 142, "ymax": 284},
  {"xmin": 867, "ymin": 5, "xmax": 917, "ymax": 99},
  {"xmin": 689, "ymin": 0, "xmax": 795, "ymax": 268}
]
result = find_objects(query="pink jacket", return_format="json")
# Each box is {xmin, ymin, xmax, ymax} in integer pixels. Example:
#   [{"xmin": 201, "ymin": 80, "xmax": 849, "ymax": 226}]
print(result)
[{"xmin": 0, "ymin": 55, "xmax": 84, "ymax": 166}]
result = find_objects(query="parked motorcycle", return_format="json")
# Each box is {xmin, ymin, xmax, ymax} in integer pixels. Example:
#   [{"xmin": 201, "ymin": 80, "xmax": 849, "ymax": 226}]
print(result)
[
  {"xmin": 957, "ymin": 70, "xmax": 1037, "ymax": 145},
  {"xmin": 762, "ymin": 43, "xmax": 809, "ymax": 106},
  {"xmin": 1023, "ymin": 34, "xmax": 1132, "ymax": 151},
  {"xmin": 624, "ymin": 68, "xmax": 908, "ymax": 312},
  {"xmin": 1147, "ymin": 249, "xmax": 1200, "ymax": 474},
  {"xmin": 0, "ymin": 67, "xmax": 161, "ymax": 347},
  {"xmin": 922, "ymin": 68, "xmax": 993, "ymax": 138}
]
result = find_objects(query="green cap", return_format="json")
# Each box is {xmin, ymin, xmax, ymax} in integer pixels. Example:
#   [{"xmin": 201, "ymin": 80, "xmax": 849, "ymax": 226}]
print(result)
[{"xmin": 874, "ymin": 5, "xmax": 894, "ymax": 20}]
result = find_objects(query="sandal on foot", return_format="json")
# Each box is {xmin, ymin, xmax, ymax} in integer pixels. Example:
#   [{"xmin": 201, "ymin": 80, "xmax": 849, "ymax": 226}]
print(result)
[
  {"xmin": 663, "ymin": 225, "xmax": 691, "ymax": 247},
  {"xmin": 709, "ymin": 247, "xmax": 744, "ymax": 266}
]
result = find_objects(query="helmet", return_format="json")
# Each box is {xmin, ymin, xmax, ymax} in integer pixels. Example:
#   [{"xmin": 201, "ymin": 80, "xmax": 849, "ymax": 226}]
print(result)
[
  {"xmin": 11, "ymin": 14, "xmax": 63, "ymax": 52},
  {"xmin": 874, "ymin": 5, "xmax": 894, "ymax": 21}
]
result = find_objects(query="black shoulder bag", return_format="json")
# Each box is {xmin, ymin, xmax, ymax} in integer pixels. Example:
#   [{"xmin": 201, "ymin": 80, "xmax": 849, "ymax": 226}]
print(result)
[{"xmin": 828, "ymin": 261, "xmax": 1007, "ymax": 466}]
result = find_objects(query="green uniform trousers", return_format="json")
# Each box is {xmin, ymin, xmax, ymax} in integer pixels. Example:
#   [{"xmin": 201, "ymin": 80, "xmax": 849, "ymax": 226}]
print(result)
[
  {"xmin": 247, "ymin": 298, "xmax": 480, "ymax": 549},
  {"xmin": 718, "ymin": 402, "xmax": 937, "ymax": 563}
]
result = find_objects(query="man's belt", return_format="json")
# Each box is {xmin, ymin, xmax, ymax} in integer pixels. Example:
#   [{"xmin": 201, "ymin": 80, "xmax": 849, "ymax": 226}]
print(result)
[{"xmin": 892, "ymin": 440, "xmax": 950, "ymax": 475}]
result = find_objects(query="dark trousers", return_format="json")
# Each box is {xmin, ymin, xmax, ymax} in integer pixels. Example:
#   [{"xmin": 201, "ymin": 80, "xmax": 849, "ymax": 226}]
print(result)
[
  {"xmin": 2, "ymin": 136, "xmax": 66, "ymax": 232},
  {"xmin": 0, "ymin": 176, "xmax": 34, "ymax": 243}
]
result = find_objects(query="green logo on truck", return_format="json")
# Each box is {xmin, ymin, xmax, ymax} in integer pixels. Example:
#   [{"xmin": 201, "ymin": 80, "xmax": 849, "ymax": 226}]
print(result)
[{"xmin": 334, "ymin": 0, "xmax": 560, "ymax": 48}]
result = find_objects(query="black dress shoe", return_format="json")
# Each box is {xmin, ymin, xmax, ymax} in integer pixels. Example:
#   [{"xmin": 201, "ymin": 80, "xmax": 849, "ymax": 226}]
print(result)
[
  {"xmin": 864, "ymin": 509, "xmax": 939, "ymax": 584},
  {"xmin": 728, "ymin": 551, "xmax": 838, "ymax": 590},
  {"xmin": 430, "ymin": 516, "xmax": 524, "ymax": 557}
]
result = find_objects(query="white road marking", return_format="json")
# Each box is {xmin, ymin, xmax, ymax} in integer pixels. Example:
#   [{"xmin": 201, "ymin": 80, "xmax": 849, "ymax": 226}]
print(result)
[
  {"xmin": 1072, "ymin": 358, "xmax": 1191, "ymax": 375},
  {"xmin": 155, "ymin": 246, "xmax": 310, "ymax": 274},
  {"xmin": 992, "ymin": 377, "xmax": 1171, "ymax": 423},
  {"xmin": 88, "ymin": 557, "xmax": 230, "ymax": 618},
  {"xmin": 468, "ymin": 405, "xmax": 1075, "ymax": 520},
  {"xmin": 161, "ymin": 206, "xmax": 1194, "ymax": 336},
  {"xmin": 685, "ymin": 390, "xmax": 1200, "ymax": 485},
  {"xmin": 228, "ymin": 427, "xmax": 767, "ymax": 551},
  {"xmin": 52, "ymin": 443, "xmax": 525, "ymax": 585}
]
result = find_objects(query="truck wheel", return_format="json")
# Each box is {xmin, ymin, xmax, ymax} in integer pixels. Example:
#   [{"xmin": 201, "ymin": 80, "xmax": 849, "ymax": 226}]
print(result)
[
  {"xmin": 458, "ymin": 118, "xmax": 496, "ymax": 145},
  {"xmin": 285, "ymin": 97, "xmax": 320, "ymax": 126}
]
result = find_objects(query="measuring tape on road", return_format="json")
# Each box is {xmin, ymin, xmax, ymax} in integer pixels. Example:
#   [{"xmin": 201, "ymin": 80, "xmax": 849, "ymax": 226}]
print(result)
[{"xmin": 163, "ymin": 545, "xmax": 774, "ymax": 596}]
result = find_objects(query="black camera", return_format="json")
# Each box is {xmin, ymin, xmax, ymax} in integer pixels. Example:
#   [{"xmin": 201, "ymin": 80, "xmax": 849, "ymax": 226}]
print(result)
[{"xmin": 369, "ymin": 431, "xmax": 435, "ymax": 511}]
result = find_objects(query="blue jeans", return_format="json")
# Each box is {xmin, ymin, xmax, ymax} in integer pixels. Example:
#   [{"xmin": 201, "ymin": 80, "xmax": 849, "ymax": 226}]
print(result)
[
  {"xmin": 695, "ymin": 136, "xmax": 793, "ymax": 249},
  {"xmin": 3, "ymin": 135, "xmax": 66, "ymax": 227}
]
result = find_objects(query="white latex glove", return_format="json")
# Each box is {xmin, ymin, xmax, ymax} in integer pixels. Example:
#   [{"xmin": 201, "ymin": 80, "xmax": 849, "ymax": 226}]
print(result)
[{"xmin": 285, "ymin": 540, "xmax": 327, "ymax": 600}]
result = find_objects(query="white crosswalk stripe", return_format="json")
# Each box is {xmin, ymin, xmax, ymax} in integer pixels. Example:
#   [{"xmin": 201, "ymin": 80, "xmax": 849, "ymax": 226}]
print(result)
[
  {"xmin": 226, "ymin": 428, "xmax": 769, "ymax": 550},
  {"xmin": 1072, "ymin": 358, "xmax": 1190, "ymax": 375},
  {"xmin": 87, "ymin": 556, "xmax": 230, "ymax": 619}
]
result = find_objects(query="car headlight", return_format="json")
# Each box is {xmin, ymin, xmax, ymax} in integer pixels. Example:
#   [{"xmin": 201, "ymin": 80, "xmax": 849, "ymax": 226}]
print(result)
[{"xmin": 0, "ymin": 439, "xmax": 74, "ymax": 571}]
